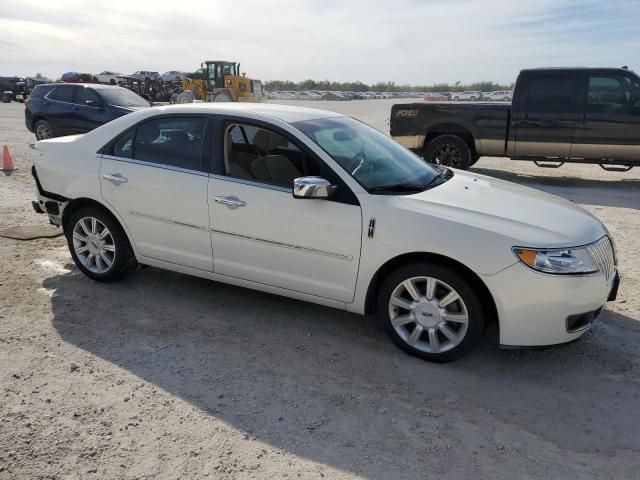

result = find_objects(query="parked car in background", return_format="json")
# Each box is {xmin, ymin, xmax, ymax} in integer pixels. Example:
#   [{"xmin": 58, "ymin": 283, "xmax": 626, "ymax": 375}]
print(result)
[
  {"xmin": 25, "ymin": 83, "xmax": 150, "ymax": 140},
  {"xmin": 0, "ymin": 76, "xmax": 28, "ymax": 102},
  {"xmin": 322, "ymin": 91, "xmax": 349, "ymax": 101},
  {"xmin": 295, "ymin": 91, "xmax": 321, "ymax": 100},
  {"xmin": 31, "ymin": 103, "xmax": 619, "ymax": 362},
  {"xmin": 61, "ymin": 72, "xmax": 98, "ymax": 83},
  {"xmin": 160, "ymin": 71, "xmax": 183, "ymax": 82},
  {"xmin": 483, "ymin": 90, "xmax": 513, "ymax": 102},
  {"xmin": 452, "ymin": 91, "xmax": 481, "ymax": 101},
  {"xmin": 129, "ymin": 71, "xmax": 160, "ymax": 82},
  {"xmin": 424, "ymin": 93, "xmax": 449, "ymax": 101},
  {"xmin": 391, "ymin": 67, "xmax": 640, "ymax": 172},
  {"xmin": 95, "ymin": 71, "xmax": 125, "ymax": 85}
]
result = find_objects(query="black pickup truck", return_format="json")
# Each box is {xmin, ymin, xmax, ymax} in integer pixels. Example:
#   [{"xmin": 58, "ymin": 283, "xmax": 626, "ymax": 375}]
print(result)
[{"xmin": 390, "ymin": 67, "xmax": 640, "ymax": 172}]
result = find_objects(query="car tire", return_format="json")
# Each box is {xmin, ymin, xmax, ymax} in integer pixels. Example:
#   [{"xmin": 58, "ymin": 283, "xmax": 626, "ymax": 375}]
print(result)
[
  {"xmin": 109, "ymin": 79, "xmax": 116, "ymax": 85},
  {"xmin": 469, "ymin": 156, "xmax": 480, "ymax": 167},
  {"xmin": 423, "ymin": 134, "xmax": 472, "ymax": 169},
  {"xmin": 453, "ymin": 96, "xmax": 460, "ymax": 101},
  {"xmin": 34, "ymin": 119, "xmax": 55, "ymax": 140},
  {"xmin": 377, "ymin": 262, "xmax": 485, "ymax": 362},
  {"xmin": 65, "ymin": 206, "xmax": 135, "ymax": 282}
]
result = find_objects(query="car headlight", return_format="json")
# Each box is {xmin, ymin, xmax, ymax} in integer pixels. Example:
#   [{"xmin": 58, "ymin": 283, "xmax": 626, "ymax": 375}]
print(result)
[{"xmin": 513, "ymin": 246, "xmax": 598, "ymax": 274}]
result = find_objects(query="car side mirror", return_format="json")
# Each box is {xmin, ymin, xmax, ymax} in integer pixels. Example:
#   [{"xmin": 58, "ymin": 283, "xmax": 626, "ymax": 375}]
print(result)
[{"xmin": 293, "ymin": 177, "xmax": 337, "ymax": 199}]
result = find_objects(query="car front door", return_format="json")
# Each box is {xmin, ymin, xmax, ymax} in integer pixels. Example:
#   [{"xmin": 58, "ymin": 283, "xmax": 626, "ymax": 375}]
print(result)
[
  {"xmin": 511, "ymin": 71, "xmax": 579, "ymax": 158},
  {"xmin": 208, "ymin": 119, "xmax": 362, "ymax": 303},
  {"xmin": 73, "ymin": 87, "xmax": 109, "ymax": 133},
  {"xmin": 100, "ymin": 115, "xmax": 213, "ymax": 271},
  {"xmin": 571, "ymin": 70, "xmax": 640, "ymax": 161}
]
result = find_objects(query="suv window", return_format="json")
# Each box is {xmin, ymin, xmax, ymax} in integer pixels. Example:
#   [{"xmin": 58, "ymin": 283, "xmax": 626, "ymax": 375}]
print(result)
[
  {"xmin": 524, "ymin": 72, "xmax": 576, "ymax": 112},
  {"xmin": 30, "ymin": 85, "xmax": 54, "ymax": 99},
  {"xmin": 131, "ymin": 117, "xmax": 206, "ymax": 171},
  {"xmin": 49, "ymin": 85, "xmax": 75, "ymax": 103},
  {"xmin": 75, "ymin": 87, "xmax": 101, "ymax": 105},
  {"xmin": 223, "ymin": 122, "xmax": 321, "ymax": 188}
]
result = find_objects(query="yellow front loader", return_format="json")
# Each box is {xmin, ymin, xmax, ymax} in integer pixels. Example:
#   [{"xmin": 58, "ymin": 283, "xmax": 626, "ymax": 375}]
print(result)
[{"xmin": 175, "ymin": 60, "xmax": 264, "ymax": 103}]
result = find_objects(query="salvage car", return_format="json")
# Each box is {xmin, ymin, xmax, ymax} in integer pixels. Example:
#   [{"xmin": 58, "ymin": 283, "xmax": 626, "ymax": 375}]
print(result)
[
  {"xmin": 25, "ymin": 83, "xmax": 150, "ymax": 140},
  {"xmin": 31, "ymin": 103, "xmax": 619, "ymax": 362},
  {"xmin": 391, "ymin": 67, "xmax": 640, "ymax": 171},
  {"xmin": 0, "ymin": 76, "xmax": 28, "ymax": 103}
]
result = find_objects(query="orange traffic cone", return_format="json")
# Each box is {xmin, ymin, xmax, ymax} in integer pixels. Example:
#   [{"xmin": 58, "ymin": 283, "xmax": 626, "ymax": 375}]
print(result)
[{"xmin": 1, "ymin": 144, "xmax": 16, "ymax": 175}]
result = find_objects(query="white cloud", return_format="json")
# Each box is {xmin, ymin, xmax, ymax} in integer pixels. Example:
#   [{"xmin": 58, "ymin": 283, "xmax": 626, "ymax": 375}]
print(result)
[{"xmin": 1, "ymin": 0, "xmax": 639, "ymax": 84}]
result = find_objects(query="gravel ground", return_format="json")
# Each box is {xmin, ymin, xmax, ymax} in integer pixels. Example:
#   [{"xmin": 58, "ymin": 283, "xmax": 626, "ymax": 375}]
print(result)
[{"xmin": 0, "ymin": 99, "xmax": 639, "ymax": 480}]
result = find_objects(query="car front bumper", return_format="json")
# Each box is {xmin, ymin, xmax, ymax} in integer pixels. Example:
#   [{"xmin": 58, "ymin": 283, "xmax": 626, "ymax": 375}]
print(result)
[{"xmin": 482, "ymin": 262, "xmax": 619, "ymax": 347}]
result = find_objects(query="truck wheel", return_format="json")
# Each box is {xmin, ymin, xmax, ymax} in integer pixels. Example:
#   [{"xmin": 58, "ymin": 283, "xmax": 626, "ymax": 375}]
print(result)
[{"xmin": 424, "ymin": 135, "xmax": 472, "ymax": 169}]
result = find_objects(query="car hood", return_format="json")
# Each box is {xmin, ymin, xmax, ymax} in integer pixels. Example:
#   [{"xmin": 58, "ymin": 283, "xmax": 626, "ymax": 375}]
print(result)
[{"xmin": 398, "ymin": 169, "xmax": 606, "ymax": 247}]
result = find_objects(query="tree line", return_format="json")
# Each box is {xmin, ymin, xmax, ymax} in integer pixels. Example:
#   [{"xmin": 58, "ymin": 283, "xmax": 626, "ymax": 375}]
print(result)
[{"xmin": 264, "ymin": 79, "xmax": 515, "ymax": 92}]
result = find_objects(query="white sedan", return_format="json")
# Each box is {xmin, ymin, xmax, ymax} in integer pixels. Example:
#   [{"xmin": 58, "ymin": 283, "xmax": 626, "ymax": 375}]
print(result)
[{"xmin": 31, "ymin": 103, "xmax": 619, "ymax": 362}]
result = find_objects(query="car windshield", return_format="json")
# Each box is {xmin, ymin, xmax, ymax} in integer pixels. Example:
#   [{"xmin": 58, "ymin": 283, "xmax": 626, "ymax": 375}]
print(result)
[
  {"xmin": 294, "ymin": 116, "xmax": 446, "ymax": 193},
  {"xmin": 98, "ymin": 89, "xmax": 150, "ymax": 108}
]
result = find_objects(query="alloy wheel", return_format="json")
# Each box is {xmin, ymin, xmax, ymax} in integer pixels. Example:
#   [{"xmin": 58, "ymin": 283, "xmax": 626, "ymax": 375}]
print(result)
[
  {"xmin": 388, "ymin": 276, "xmax": 469, "ymax": 354},
  {"xmin": 72, "ymin": 217, "xmax": 116, "ymax": 274},
  {"xmin": 36, "ymin": 122, "xmax": 52, "ymax": 140},
  {"xmin": 430, "ymin": 143, "xmax": 462, "ymax": 167}
]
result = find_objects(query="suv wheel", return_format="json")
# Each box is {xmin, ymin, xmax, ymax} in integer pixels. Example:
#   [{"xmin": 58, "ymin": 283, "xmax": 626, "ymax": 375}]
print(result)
[
  {"xmin": 423, "ymin": 134, "xmax": 472, "ymax": 169},
  {"xmin": 65, "ymin": 207, "xmax": 134, "ymax": 282},
  {"xmin": 378, "ymin": 263, "xmax": 485, "ymax": 362},
  {"xmin": 34, "ymin": 119, "xmax": 54, "ymax": 140}
]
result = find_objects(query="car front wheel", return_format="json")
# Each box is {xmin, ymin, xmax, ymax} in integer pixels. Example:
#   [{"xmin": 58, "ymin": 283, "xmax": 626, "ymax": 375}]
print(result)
[
  {"xmin": 378, "ymin": 263, "xmax": 485, "ymax": 362},
  {"xmin": 65, "ymin": 207, "xmax": 134, "ymax": 282}
]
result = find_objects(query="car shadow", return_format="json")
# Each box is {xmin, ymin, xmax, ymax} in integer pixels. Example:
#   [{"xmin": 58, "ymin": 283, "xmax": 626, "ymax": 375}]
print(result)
[
  {"xmin": 46, "ymin": 266, "xmax": 640, "ymax": 478},
  {"xmin": 470, "ymin": 165, "xmax": 640, "ymax": 210}
]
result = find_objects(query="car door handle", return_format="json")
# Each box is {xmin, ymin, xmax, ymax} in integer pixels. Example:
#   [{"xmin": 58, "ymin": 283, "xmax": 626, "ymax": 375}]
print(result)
[
  {"xmin": 214, "ymin": 195, "xmax": 247, "ymax": 209},
  {"xmin": 102, "ymin": 173, "xmax": 128, "ymax": 185}
]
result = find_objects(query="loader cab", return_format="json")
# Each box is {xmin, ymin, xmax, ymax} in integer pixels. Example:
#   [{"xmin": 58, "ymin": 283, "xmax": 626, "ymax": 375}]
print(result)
[{"xmin": 205, "ymin": 61, "xmax": 239, "ymax": 90}]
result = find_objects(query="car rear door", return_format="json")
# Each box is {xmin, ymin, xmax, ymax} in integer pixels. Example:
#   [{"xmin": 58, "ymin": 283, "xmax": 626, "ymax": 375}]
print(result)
[
  {"xmin": 100, "ymin": 115, "xmax": 213, "ymax": 271},
  {"xmin": 571, "ymin": 70, "xmax": 640, "ymax": 162},
  {"xmin": 42, "ymin": 85, "xmax": 77, "ymax": 135},
  {"xmin": 511, "ymin": 71, "xmax": 579, "ymax": 158}
]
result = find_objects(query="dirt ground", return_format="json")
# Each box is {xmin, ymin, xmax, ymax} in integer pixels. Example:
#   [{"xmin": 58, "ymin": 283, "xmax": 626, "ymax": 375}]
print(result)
[{"xmin": 1, "ymin": 99, "xmax": 639, "ymax": 480}]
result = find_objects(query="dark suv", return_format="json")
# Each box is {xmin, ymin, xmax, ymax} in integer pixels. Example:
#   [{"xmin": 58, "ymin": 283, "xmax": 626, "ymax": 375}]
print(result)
[{"xmin": 25, "ymin": 83, "xmax": 150, "ymax": 140}]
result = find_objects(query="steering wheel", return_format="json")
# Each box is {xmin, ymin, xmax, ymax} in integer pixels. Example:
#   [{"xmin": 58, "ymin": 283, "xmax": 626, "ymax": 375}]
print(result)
[{"xmin": 350, "ymin": 151, "xmax": 367, "ymax": 176}]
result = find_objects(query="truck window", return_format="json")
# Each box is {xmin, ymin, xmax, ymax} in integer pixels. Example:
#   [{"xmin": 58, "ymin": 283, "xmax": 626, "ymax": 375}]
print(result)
[
  {"xmin": 586, "ymin": 74, "xmax": 639, "ymax": 113},
  {"xmin": 524, "ymin": 72, "xmax": 576, "ymax": 112}
]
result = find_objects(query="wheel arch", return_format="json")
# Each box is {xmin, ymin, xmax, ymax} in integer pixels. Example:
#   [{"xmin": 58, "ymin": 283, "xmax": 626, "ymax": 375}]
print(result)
[
  {"xmin": 62, "ymin": 197, "xmax": 137, "ymax": 256},
  {"xmin": 364, "ymin": 251, "xmax": 498, "ymax": 331},
  {"xmin": 31, "ymin": 114, "xmax": 50, "ymax": 131},
  {"xmin": 424, "ymin": 123, "xmax": 478, "ymax": 157}
]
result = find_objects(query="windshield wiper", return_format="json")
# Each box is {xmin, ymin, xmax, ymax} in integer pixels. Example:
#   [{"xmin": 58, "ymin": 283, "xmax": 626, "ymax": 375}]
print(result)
[{"xmin": 368, "ymin": 184, "xmax": 428, "ymax": 193}]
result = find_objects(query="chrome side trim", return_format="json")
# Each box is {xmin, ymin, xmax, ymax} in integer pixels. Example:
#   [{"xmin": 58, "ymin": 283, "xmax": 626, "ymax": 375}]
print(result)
[
  {"xmin": 212, "ymin": 229, "xmax": 354, "ymax": 261},
  {"xmin": 208, "ymin": 173, "xmax": 291, "ymax": 193},
  {"xmin": 102, "ymin": 155, "xmax": 209, "ymax": 177},
  {"xmin": 129, "ymin": 210, "xmax": 209, "ymax": 231}
]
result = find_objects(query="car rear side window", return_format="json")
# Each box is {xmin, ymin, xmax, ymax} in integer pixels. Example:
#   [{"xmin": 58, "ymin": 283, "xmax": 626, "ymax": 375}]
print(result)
[
  {"xmin": 114, "ymin": 117, "xmax": 207, "ymax": 171},
  {"xmin": 524, "ymin": 72, "xmax": 576, "ymax": 112},
  {"xmin": 30, "ymin": 85, "xmax": 54, "ymax": 99},
  {"xmin": 48, "ymin": 85, "xmax": 75, "ymax": 103}
]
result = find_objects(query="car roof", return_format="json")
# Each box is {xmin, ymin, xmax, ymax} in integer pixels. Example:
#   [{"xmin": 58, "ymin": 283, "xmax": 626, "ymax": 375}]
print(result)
[
  {"xmin": 146, "ymin": 102, "xmax": 344, "ymax": 123},
  {"xmin": 520, "ymin": 67, "xmax": 633, "ymax": 73}
]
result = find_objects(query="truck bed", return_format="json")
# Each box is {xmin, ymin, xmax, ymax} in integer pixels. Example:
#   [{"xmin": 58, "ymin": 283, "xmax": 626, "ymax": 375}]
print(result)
[{"xmin": 390, "ymin": 102, "xmax": 511, "ymax": 156}]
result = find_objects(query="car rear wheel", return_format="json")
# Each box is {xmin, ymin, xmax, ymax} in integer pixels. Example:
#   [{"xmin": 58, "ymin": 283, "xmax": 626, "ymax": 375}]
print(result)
[
  {"xmin": 65, "ymin": 207, "xmax": 134, "ymax": 282},
  {"xmin": 423, "ymin": 134, "xmax": 472, "ymax": 169},
  {"xmin": 34, "ymin": 119, "xmax": 54, "ymax": 140},
  {"xmin": 378, "ymin": 263, "xmax": 485, "ymax": 362}
]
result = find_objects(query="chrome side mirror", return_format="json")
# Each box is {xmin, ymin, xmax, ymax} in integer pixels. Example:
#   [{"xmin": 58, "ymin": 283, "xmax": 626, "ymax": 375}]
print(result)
[{"xmin": 293, "ymin": 177, "xmax": 337, "ymax": 199}]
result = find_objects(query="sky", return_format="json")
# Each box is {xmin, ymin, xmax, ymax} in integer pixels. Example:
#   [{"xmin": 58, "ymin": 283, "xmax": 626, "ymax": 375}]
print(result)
[{"xmin": 2, "ymin": 0, "xmax": 640, "ymax": 86}]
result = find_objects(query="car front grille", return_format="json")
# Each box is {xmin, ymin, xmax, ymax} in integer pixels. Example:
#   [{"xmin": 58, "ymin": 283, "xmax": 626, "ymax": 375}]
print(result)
[{"xmin": 587, "ymin": 236, "xmax": 616, "ymax": 280}]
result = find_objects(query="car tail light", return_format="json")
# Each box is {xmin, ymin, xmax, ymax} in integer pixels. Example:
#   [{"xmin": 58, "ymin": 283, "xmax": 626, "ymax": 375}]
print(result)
[{"xmin": 24, "ymin": 98, "xmax": 30, "ymax": 108}]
